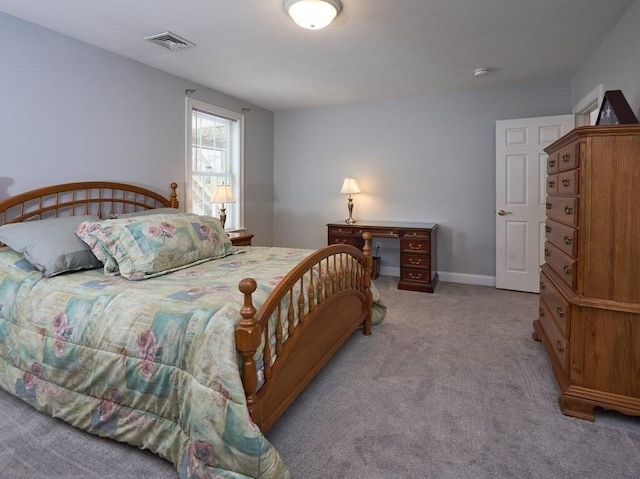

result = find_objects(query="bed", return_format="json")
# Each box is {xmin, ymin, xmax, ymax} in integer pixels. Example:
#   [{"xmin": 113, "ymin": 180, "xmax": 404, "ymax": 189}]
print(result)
[{"xmin": 0, "ymin": 181, "xmax": 379, "ymax": 479}]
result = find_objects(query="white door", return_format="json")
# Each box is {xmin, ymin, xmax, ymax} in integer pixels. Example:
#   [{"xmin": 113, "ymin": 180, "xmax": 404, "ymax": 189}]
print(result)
[{"xmin": 495, "ymin": 115, "xmax": 575, "ymax": 292}]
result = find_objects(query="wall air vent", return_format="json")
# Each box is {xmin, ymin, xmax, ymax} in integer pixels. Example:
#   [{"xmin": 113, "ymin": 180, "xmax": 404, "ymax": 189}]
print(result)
[{"xmin": 144, "ymin": 32, "xmax": 195, "ymax": 51}]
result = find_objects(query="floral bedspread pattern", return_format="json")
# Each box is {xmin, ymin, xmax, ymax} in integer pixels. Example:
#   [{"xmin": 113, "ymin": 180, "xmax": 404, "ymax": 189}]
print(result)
[{"xmin": 0, "ymin": 245, "xmax": 379, "ymax": 479}]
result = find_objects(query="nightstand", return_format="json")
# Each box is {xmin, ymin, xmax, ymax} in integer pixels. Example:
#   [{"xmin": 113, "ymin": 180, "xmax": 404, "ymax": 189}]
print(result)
[{"xmin": 228, "ymin": 231, "xmax": 254, "ymax": 246}]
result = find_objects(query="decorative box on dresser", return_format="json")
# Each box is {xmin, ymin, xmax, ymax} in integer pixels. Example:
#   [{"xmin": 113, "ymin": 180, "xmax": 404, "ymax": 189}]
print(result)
[{"xmin": 533, "ymin": 125, "xmax": 640, "ymax": 421}]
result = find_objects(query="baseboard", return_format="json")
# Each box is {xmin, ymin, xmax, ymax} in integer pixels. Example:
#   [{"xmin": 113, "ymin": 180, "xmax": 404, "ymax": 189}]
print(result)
[
  {"xmin": 437, "ymin": 271, "xmax": 495, "ymax": 286},
  {"xmin": 378, "ymin": 267, "xmax": 495, "ymax": 287}
]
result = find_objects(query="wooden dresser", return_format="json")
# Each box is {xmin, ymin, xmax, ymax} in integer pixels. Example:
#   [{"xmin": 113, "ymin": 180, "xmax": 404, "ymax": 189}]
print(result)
[
  {"xmin": 327, "ymin": 221, "xmax": 438, "ymax": 293},
  {"xmin": 533, "ymin": 125, "xmax": 640, "ymax": 421}
]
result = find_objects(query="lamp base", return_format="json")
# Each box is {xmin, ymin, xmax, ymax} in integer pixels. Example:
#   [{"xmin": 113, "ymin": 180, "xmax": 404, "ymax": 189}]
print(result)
[
  {"xmin": 345, "ymin": 217, "xmax": 356, "ymax": 225},
  {"xmin": 219, "ymin": 207, "xmax": 227, "ymax": 229}
]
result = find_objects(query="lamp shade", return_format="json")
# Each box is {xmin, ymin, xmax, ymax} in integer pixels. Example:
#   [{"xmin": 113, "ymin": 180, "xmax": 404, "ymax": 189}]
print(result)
[
  {"xmin": 210, "ymin": 185, "xmax": 236, "ymax": 203},
  {"xmin": 340, "ymin": 177, "xmax": 361, "ymax": 195},
  {"xmin": 284, "ymin": 0, "xmax": 342, "ymax": 30}
]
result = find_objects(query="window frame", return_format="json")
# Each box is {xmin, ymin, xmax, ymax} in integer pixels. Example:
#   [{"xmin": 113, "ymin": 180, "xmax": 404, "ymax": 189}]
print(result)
[{"xmin": 186, "ymin": 98, "xmax": 245, "ymax": 230}]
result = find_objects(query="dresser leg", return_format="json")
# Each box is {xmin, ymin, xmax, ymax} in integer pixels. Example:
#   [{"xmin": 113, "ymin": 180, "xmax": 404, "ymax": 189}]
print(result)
[{"xmin": 558, "ymin": 395, "xmax": 595, "ymax": 422}]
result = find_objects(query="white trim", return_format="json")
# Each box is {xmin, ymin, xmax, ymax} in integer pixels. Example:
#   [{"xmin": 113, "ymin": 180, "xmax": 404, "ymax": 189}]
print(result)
[
  {"xmin": 437, "ymin": 271, "xmax": 495, "ymax": 286},
  {"xmin": 573, "ymin": 84, "xmax": 604, "ymax": 126},
  {"xmin": 379, "ymin": 267, "xmax": 495, "ymax": 287}
]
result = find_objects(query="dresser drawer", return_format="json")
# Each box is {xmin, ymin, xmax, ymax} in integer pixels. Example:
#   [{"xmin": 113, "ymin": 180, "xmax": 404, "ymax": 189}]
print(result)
[
  {"xmin": 539, "ymin": 272, "xmax": 570, "ymax": 334},
  {"xmin": 547, "ymin": 151, "xmax": 559, "ymax": 174},
  {"xmin": 546, "ymin": 174, "xmax": 558, "ymax": 195},
  {"xmin": 545, "ymin": 219, "xmax": 577, "ymax": 258},
  {"xmin": 538, "ymin": 298, "xmax": 568, "ymax": 371},
  {"xmin": 401, "ymin": 253, "xmax": 430, "ymax": 269},
  {"xmin": 544, "ymin": 241, "xmax": 577, "ymax": 289},
  {"xmin": 557, "ymin": 169, "xmax": 580, "ymax": 195},
  {"xmin": 400, "ymin": 238, "xmax": 429, "ymax": 253},
  {"xmin": 557, "ymin": 141, "xmax": 580, "ymax": 172},
  {"xmin": 400, "ymin": 268, "xmax": 430, "ymax": 284},
  {"xmin": 546, "ymin": 196, "xmax": 578, "ymax": 227}
]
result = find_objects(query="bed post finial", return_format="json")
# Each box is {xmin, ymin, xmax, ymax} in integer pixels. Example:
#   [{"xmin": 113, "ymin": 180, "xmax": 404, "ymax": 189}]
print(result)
[
  {"xmin": 236, "ymin": 278, "xmax": 261, "ymax": 421},
  {"xmin": 362, "ymin": 232, "xmax": 373, "ymax": 336},
  {"xmin": 169, "ymin": 183, "xmax": 179, "ymax": 209}
]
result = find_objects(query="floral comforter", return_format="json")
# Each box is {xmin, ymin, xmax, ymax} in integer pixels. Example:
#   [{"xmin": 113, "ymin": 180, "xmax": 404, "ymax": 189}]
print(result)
[{"xmin": 0, "ymin": 245, "xmax": 380, "ymax": 478}]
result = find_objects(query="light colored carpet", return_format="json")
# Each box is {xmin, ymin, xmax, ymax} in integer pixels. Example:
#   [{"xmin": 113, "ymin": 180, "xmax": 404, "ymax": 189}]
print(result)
[{"xmin": 1, "ymin": 277, "xmax": 639, "ymax": 478}]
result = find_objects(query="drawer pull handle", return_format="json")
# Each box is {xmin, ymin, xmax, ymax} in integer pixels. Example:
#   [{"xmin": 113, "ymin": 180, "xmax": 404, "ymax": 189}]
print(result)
[
  {"xmin": 539, "ymin": 308, "xmax": 545, "ymax": 317},
  {"xmin": 564, "ymin": 206, "xmax": 573, "ymax": 215},
  {"xmin": 563, "ymin": 265, "xmax": 572, "ymax": 275},
  {"xmin": 563, "ymin": 236, "xmax": 572, "ymax": 245},
  {"xmin": 556, "ymin": 340, "xmax": 565, "ymax": 353},
  {"xmin": 562, "ymin": 153, "xmax": 571, "ymax": 163},
  {"xmin": 409, "ymin": 273, "xmax": 421, "ymax": 279},
  {"xmin": 562, "ymin": 178, "xmax": 570, "ymax": 187},
  {"xmin": 540, "ymin": 282, "xmax": 545, "ymax": 290},
  {"xmin": 548, "ymin": 180, "xmax": 555, "ymax": 188},
  {"xmin": 556, "ymin": 307, "xmax": 565, "ymax": 318},
  {"xmin": 409, "ymin": 258, "xmax": 423, "ymax": 265},
  {"xmin": 545, "ymin": 249, "xmax": 550, "ymax": 257},
  {"xmin": 545, "ymin": 226, "xmax": 551, "ymax": 233},
  {"xmin": 548, "ymin": 159, "xmax": 556, "ymax": 168},
  {"xmin": 546, "ymin": 202, "xmax": 552, "ymax": 210},
  {"xmin": 409, "ymin": 243, "xmax": 421, "ymax": 250}
]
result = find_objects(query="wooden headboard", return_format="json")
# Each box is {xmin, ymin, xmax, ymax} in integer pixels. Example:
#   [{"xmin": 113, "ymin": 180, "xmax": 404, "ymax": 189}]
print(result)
[{"xmin": 0, "ymin": 181, "xmax": 179, "ymax": 225}]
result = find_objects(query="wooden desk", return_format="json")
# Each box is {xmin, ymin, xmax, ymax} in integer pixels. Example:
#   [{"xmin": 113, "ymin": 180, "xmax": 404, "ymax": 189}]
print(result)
[
  {"xmin": 327, "ymin": 221, "xmax": 438, "ymax": 293},
  {"xmin": 228, "ymin": 231, "xmax": 254, "ymax": 246}
]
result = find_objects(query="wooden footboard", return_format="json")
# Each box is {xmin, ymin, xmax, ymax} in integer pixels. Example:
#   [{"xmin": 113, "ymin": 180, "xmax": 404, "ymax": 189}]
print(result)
[{"xmin": 236, "ymin": 233, "xmax": 373, "ymax": 432}]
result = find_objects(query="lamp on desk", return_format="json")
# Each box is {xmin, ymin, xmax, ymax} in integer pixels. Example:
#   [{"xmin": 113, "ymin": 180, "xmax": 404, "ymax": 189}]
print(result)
[
  {"xmin": 210, "ymin": 185, "xmax": 235, "ymax": 229},
  {"xmin": 340, "ymin": 176, "xmax": 361, "ymax": 225}
]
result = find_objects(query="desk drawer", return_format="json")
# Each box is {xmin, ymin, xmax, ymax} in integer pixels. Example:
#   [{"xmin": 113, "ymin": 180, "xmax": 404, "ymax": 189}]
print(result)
[
  {"xmin": 401, "ymin": 254, "xmax": 430, "ymax": 269},
  {"xmin": 401, "ymin": 238, "xmax": 429, "ymax": 253},
  {"xmin": 400, "ymin": 268, "xmax": 431, "ymax": 284},
  {"xmin": 328, "ymin": 235, "xmax": 355, "ymax": 246},
  {"xmin": 402, "ymin": 229, "xmax": 430, "ymax": 239},
  {"xmin": 328, "ymin": 225, "xmax": 354, "ymax": 235},
  {"xmin": 355, "ymin": 227, "xmax": 398, "ymax": 238}
]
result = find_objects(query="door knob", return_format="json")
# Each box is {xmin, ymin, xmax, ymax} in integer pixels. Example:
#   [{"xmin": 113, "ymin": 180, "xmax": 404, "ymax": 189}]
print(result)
[{"xmin": 498, "ymin": 210, "xmax": 512, "ymax": 216}]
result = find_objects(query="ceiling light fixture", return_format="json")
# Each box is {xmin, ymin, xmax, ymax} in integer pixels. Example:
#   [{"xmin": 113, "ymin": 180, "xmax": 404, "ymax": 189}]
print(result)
[
  {"xmin": 474, "ymin": 68, "xmax": 489, "ymax": 77},
  {"xmin": 284, "ymin": 0, "xmax": 342, "ymax": 30}
]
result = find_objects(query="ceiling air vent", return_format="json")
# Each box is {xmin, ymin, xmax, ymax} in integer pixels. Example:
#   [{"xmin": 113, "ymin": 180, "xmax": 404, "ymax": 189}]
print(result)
[{"xmin": 144, "ymin": 32, "xmax": 195, "ymax": 51}]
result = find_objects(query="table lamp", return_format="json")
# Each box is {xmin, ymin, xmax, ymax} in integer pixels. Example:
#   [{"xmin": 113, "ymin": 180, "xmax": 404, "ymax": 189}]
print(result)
[
  {"xmin": 210, "ymin": 185, "xmax": 235, "ymax": 228},
  {"xmin": 340, "ymin": 176, "xmax": 361, "ymax": 225}
]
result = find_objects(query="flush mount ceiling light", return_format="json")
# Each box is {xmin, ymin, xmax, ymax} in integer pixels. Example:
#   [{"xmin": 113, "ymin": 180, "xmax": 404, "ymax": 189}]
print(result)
[{"xmin": 284, "ymin": 0, "xmax": 342, "ymax": 30}]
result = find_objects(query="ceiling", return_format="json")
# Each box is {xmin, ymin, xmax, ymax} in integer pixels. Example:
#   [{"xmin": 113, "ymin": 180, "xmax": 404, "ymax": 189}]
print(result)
[{"xmin": 0, "ymin": 0, "xmax": 634, "ymax": 111}]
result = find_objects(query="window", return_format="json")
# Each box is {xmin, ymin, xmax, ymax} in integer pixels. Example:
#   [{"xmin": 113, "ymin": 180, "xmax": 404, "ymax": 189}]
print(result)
[{"xmin": 186, "ymin": 99, "xmax": 244, "ymax": 230}]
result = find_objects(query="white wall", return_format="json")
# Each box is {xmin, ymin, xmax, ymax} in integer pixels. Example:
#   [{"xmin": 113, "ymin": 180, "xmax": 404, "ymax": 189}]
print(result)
[
  {"xmin": 274, "ymin": 80, "xmax": 572, "ymax": 280},
  {"xmin": 0, "ymin": 12, "xmax": 275, "ymax": 245},
  {"xmin": 572, "ymin": 0, "xmax": 640, "ymax": 115}
]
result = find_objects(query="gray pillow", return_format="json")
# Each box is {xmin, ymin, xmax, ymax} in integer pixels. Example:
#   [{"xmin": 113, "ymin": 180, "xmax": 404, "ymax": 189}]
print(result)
[
  {"xmin": 0, "ymin": 215, "xmax": 103, "ymax": 277},
  {"xmin": 111, "ymin": 207, "xmax": 180, "ymax": 219}
]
